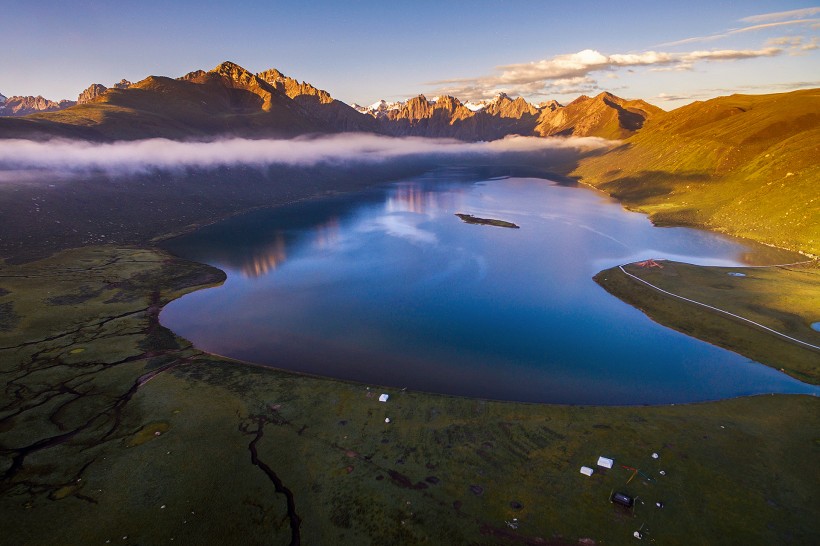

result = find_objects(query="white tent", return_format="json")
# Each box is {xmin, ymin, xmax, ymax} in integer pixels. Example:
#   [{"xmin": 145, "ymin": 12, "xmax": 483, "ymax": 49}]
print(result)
[
  {"xmin": 378, "ymin": 393, "xmax": 389, "ymax": 402},
  {"xmin": 579, "ymin": 466, "xmax": 594, "ymax": 476},
  {"xmin": 597, "ymin": 456, "xmax": 614, "ymax": 469}
]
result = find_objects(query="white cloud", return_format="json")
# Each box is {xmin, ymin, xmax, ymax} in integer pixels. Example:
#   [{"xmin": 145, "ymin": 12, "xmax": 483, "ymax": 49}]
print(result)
[
  {"xmin": 430, "ymin": 47, "xmax": 785, "ymax": 101},
  {"xmin": 0, "ymin": 134, "xmax": 616, "ymax": 177},
  {"xmin": 682, "ymin": 47, "xmax": 781, "ymax": 61},
  {"xmin": 803, "ymin": 38, "xmax": 820, "ymax": 51},
  {"xmin": 740, "ymin": 7, "xmax": 820, "ymax": 24},
  {"xmin": 766, "ymin": 35, "xmax": 806, "ymax": 47},
  {"xmin": 657, "ymin": 17, "xmax": 820, "ymax": 47}
]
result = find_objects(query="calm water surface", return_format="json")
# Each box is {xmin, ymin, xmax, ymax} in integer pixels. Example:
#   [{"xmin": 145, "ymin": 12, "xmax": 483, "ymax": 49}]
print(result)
[{"xmin": 160, "ymin": 169, "xmax": 818, "ymax": 404}]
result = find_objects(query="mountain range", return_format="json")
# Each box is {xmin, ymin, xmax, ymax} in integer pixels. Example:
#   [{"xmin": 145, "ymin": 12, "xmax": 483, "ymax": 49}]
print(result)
[
  {"xmin": 0, "ymin": 94, "xmax": 76, "ymax": 116},
  {"xmin": 0, "ymin": 61, "xmax": 656, "ymax": 141}
]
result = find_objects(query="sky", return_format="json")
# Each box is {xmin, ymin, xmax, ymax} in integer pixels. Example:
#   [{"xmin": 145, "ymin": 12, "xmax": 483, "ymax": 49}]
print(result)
[{"xmin": 1, "ymin": 1, "xmax": 818, "ymax": 109}]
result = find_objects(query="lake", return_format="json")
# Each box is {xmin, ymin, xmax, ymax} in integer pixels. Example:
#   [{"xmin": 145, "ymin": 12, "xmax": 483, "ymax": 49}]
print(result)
[{"xmin": 160, "ymin": 168, "xmax": 818, "ymax": 404}]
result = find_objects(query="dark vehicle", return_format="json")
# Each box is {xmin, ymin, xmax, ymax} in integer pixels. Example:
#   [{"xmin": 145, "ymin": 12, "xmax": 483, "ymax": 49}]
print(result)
[{"xmin": 611, "ymin": 492, "xmax": 634, "ymax": 507}]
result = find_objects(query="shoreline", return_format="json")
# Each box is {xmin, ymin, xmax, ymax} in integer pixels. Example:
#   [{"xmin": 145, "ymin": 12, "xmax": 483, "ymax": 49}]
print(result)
[{"xmin": 594, "ymin": 259, "xmax": 820, "ymax": 385}]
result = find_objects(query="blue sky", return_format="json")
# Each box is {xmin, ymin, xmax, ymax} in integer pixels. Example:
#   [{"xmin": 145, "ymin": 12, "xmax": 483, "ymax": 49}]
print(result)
[{"xmin": 1, "ymin": 1, "xmax": 818, "ymax": 109}]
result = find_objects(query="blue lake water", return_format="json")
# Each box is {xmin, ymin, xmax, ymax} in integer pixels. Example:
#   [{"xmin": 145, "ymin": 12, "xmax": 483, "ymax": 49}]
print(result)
[{"xmin": 160, "ymin": 169, "xmax": 818, "ymax": 404}]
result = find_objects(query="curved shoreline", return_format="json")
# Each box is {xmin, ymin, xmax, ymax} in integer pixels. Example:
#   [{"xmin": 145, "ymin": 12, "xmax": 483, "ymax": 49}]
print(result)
[
  {"xmin": 616, "ymin": 261, "xmax": 820, "ymax": 352},
  {"xmin": 595, "ymin": 259, "xmax": 820, "ymax": 385}
]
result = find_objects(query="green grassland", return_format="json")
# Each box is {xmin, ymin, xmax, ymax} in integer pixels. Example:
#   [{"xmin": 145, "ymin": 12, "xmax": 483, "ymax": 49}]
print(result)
[
  {"xmin": 595, "ymin": 261, "xmax": 820, "ymax": 385},
  {"xmin": 573, "ymin": 89, "xmax": 820, "ymax": 256},
  {"xmin": 1, "ymin": 246, "xmax": 819, "ymax": 545}
]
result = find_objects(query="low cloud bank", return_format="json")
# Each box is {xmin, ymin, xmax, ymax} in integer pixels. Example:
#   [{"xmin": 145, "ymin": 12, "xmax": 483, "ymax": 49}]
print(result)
[{"xmin": 0, "ymin": 134, "xmax": 614, "ymax": 176}]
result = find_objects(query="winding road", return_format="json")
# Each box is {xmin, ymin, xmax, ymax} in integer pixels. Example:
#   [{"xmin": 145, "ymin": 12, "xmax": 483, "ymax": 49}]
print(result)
[{"xmin": 618, "ymin": 262, "xmax": 820, "ymax": 352}]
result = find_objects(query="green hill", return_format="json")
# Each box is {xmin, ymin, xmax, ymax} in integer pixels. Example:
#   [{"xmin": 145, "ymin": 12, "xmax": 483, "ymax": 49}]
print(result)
[{"xmin": 572, "ymin": 89, "xmax": 820, "ymax": 255}]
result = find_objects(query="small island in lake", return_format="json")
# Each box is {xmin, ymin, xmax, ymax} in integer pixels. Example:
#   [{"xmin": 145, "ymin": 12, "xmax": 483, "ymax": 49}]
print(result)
[{"xmin": 455, "ymin": 213, "xmax": 520, "ymax": 229}]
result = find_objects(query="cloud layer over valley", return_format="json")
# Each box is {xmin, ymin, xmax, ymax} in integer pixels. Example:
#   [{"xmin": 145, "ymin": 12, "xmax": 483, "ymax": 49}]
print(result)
[{"xmin": 0, "ymin": 134, "xmax": 615, "ymax": 178}]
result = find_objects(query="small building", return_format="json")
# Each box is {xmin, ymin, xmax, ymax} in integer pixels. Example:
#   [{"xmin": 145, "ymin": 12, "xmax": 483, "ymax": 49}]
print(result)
[{"xmin": 597, "ymin": 456, "xmax": 613, "ymax": 469}]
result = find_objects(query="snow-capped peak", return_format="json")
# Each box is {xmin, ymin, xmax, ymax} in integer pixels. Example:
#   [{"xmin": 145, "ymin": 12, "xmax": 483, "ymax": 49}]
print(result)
[
  {"xmin": 463, "ymin": 101, "xmax": 488, "ymax": 112},
  {"xmin": 462, "ymin": 93, "xmax": 515, "ymax": 112},
  {"xmin": 353, "ymin": 99, "xmax": 404, "ymax": 117}
]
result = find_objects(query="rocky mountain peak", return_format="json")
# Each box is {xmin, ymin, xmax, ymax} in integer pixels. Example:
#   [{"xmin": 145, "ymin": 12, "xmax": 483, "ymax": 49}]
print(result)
[
  {"xmin": 539, "ymin": 100, "xmax": 562, "ymax": 111},
  {"xmin": 210, "ymin": 61, "xmax": 256, "ymax": 85},
  {"xmin": 484, "ymin": 94, "xmax": 538, "ymax": 118},
  {"xmin": 568, "ymin": 95, "xmax": 592, "ymax": 106},
  {"xmin": 77, "ymin": 83, "xmax": 108, "ymax": 104},
  {"xmin": 257, "ymin": 68, "xmax": 287, "ymax": 84},
  {"xmin": 433, "ymin": 95, "xmax": 463, "ymax": 110},
  {"xmin": 113, "ymin": 79, "xmax": 132, "ymax": 90}
]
